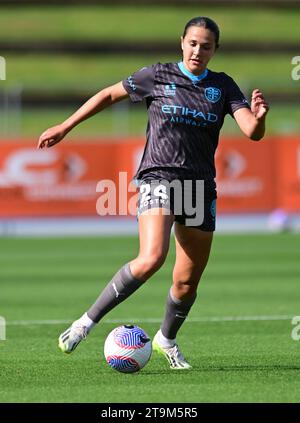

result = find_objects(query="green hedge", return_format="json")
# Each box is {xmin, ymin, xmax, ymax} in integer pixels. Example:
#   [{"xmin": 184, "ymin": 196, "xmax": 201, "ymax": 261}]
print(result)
[
  {"xmin": 3, "ymin": 53, "xmax": 297, "ymax": 93},
  {"xmin": 0, "ymin": 6, "xmax": 299, "ymax": 42}
]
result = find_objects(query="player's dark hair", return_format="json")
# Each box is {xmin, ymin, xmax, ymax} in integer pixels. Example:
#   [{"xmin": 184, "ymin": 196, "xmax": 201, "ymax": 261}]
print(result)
[{"xmin": 183, "ymin": 17, "xmax": 220, "ymax": 48}]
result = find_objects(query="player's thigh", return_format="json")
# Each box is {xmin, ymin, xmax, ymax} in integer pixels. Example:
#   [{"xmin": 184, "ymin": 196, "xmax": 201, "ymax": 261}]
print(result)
[
  {"xmin": 137, "ymin": 208, "xmax": 174, "ymax": 259},
  {"xmin": 173, "ymin": 222, "xmax": 214, "ymax": 282}
]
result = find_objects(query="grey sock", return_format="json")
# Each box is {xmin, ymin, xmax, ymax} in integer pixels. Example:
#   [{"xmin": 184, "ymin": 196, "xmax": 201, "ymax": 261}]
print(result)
[
  {"xmin": 87, "ymin": 263, "xmax": 144, "ymax": 323},
  {"xmin": 160, "ymin": 289, "xmax": 197, "ymax": 340}
]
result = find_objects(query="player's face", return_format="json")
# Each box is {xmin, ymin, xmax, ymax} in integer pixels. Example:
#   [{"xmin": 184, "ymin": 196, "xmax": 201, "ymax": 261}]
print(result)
[{"xmin": 181, "ymin": 26, "xmax": 216, "ymax": 75}]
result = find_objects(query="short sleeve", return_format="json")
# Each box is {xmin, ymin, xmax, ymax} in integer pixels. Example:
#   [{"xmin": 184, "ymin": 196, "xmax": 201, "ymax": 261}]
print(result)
[
  {"xmin": 224, "ymin": 75, "xmax": 250, "ymax": 117},
  {"xmin": 122, "ymin": 64, "xmax": 157, "ymax": 103}
]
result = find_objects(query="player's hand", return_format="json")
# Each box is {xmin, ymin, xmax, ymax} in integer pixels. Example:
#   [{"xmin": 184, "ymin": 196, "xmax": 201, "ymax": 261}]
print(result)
[
  {"xmin": 37, "ymin": 124, "xmax": 68, "ymax": 149},
  {"xmin": 251, "ymin": 89, "xmax": 269, "ymax": 120}
]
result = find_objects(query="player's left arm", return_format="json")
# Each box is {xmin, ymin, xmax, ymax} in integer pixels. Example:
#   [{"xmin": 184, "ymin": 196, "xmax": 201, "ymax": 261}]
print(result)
[{"xmin": 233, "ymin": 89, "xmax": 269, "ymax": 141}]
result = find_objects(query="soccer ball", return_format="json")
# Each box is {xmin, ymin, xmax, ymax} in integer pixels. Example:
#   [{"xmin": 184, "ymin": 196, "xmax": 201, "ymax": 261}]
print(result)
[{"xmin": 104, "ymin": 325, "xmax": 152, "ymax": 373}]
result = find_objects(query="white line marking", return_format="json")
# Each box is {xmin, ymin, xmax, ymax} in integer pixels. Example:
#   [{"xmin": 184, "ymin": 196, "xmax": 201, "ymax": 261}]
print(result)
[{"xmin": 6, "ymin": 315, "xmax": 293, "ymax": 326}]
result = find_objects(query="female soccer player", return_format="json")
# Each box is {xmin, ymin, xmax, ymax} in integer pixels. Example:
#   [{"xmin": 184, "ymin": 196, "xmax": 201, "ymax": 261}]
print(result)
[{"xmin": 38, "ymin": 17, "xmax": 269, "ymax": 369}]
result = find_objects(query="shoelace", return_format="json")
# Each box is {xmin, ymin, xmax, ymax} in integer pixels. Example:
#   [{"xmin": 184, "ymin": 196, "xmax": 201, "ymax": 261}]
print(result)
[{"xmin": 73, "ymin": 326, "xmax": 88, "ymax": 340}]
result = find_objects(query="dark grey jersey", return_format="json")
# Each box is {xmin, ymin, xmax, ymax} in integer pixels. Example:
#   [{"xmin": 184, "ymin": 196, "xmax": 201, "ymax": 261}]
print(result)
[{"xmin": 122, "ymin": 62, "xmax": 250, "ymax": 181}]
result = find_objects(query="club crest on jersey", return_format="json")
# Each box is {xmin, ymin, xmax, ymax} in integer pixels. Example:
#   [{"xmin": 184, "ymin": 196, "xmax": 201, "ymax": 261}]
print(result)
[
  {"xmin": 164, "ymin": 83, "xmax": 176, "ymax": 96},
  {"xmin": 205, "ymin": 87, "xmax": 221, "ymax": 103}
]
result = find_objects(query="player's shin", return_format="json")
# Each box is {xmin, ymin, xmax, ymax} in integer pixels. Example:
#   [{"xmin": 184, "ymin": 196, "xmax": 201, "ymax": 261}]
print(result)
[{"xmin": 86, "ymin": 263, "xmax": 145, "ymax": 323}]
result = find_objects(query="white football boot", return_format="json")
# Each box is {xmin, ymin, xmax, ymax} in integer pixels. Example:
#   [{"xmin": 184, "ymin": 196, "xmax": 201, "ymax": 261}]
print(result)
[
  {"xmin": 58, "ymin": 321, "xmax": 88, "ymax": 354},
  {"xmin": 152, "ymin": 330, "xmax": 192, "ymax": 370}
]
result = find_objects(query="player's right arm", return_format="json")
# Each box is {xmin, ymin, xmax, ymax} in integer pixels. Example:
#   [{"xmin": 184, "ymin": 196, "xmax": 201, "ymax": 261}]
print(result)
[{"xmin": 37, "ymin": 82, "xmax": 129, "ymax": 149}]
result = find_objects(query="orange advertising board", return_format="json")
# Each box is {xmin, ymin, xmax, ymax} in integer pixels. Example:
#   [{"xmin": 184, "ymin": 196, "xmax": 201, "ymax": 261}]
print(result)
[
  {"xmin": 273, "ymin": 135, "xmax": 300, "ymax": 212},
  {"xmin": 0, "ymin": 139, "xmax": 143, "ymax": 217},
  {"xmin": 0, "ymin": 136, "xmax": 299, "ymax": 217},
  {"xmin": 215, "ymin": 138, "xmax": 275, "ymax": 212}
]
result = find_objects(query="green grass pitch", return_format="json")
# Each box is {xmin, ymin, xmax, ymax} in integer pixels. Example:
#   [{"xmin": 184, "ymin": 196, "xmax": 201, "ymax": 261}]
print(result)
[{"xmin": 0, "ymin": 233, "xmax": 300, "ymax": 403}]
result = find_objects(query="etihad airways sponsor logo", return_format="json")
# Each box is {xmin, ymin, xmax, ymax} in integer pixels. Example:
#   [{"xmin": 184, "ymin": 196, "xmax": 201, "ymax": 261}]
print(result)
[{"xmin": 161, "ymin": 104, "xmax": 218, "ymax": 122}]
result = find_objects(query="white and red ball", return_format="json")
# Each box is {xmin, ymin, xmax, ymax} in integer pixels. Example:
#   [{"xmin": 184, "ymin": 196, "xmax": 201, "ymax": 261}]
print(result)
[{"xmin": 104, "ymin": 325, "xmax": 152, "ymax": 373}]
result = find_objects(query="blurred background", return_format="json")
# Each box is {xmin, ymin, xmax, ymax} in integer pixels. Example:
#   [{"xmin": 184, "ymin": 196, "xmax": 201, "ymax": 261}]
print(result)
[
  {"xmin": 0, "ymin": 0, "xmax": 299, "ymax": 235},
  {"xmin": 1, "ymin": 2, "xmax": 300, "ymax": 404}
]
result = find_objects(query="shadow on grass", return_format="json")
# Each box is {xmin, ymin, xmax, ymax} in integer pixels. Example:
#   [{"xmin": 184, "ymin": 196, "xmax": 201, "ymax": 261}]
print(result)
[
  {"xmin": 191, "ymin": 364, "xmax": 300, "ymax": 372},
  {"xmin": 134, "ymin": 364, "xmax": 300, "ymax": 376}
]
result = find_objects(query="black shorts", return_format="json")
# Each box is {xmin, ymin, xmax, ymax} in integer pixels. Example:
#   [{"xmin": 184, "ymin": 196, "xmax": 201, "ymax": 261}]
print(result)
[{"xmin": 137, "ymin": 178, "xmax": 217, "ymax": 232}]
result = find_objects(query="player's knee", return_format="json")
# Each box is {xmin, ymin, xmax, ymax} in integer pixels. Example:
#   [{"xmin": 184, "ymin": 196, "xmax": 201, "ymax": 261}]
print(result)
[{"xmin": 138, "ymin": 251, "xmax": 167, "ymax": 278}]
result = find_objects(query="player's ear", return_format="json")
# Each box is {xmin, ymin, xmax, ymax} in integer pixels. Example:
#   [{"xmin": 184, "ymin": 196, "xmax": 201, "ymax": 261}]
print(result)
[{"xmin": 180, "ymin": 36, "xmax": 184, "ymax": 51}]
